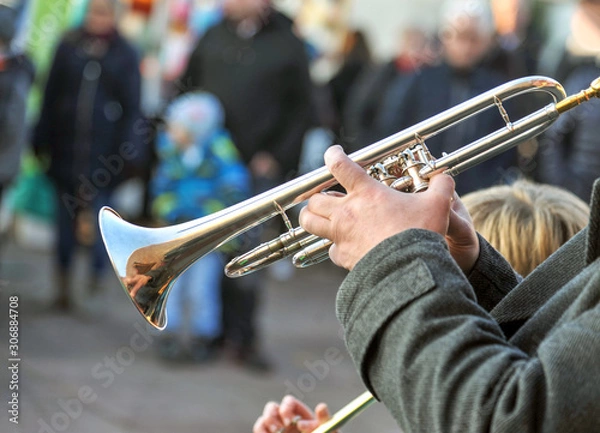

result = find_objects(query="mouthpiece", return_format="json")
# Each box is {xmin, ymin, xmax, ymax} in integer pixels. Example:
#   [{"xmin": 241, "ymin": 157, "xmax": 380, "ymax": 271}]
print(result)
[
  {"xmin": 556, "ymin": 76, "xmax": 600, "ymax": 114},
  {"xmin": 592, "ymin": 77, "xmax": 600, "ymax": 93}
]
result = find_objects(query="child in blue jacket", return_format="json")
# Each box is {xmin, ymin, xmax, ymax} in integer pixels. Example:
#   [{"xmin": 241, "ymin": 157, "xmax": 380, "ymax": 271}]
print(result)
[{"xmin": 152, "ymin": 92, "xmax": 250, "ymax": 362}]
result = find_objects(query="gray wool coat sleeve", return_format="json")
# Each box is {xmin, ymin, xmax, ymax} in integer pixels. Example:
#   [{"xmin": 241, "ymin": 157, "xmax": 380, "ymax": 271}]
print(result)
[
  {"xmin": 466, "ymin": 233, "xmax": 521, "ymax": 312},
  {"xmin": 336, "ymin": 228, "xmax": 600, "ymax": 433}
]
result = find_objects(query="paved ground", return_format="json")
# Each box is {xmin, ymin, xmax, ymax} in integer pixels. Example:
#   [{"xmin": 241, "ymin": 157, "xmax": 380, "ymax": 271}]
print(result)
[{"xmin": 0, "ymin": 235, "xmax": 399, "ymax": 433}]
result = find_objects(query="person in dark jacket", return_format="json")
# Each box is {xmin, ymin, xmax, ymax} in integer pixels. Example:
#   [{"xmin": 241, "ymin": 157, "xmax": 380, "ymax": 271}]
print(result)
[
  {"xmin": 0, "ymin": 3, "xmax": 34, "ymax": 203},
  {"xmin": 327, "ymin": 29, "xmax": 372, "ymax": 144},
  {"xmin": 537, "ymin": 0, "xmax": 600, "ymax": 202},
  {"xmin": 485, "ymin": 0, "xmax": 541, "ymax": 80},
  {"xmin": 179, "ymin": 0, "xmax": 313, "ymax": 371},
  {"xmin": 255, "ymin": 143, "xmax": 600, "ymax": 433},
  {"xmin": 180, "ymin": 0, "xmax": 312, "ymax": 182},
  {"xmin": 538, "ymin": 63, "xmax": 600, "ymax": 202},
  {"xmin": 32, "ymin": 0, "xmax": 142, "ymax": 310},
  {"xmin": 343, "ymin": 27, "xmax": 436, "ymax": 152},
  {"xmin": 377, "ymin": 0, "xmax": 517, "ymax": 195}
]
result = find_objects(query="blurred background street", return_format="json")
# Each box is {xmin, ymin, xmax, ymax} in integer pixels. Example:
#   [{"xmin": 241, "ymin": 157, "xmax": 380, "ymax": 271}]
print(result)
[{"xmin": 0, "ymin": 239, "xmax": 398, "ymax": 433}]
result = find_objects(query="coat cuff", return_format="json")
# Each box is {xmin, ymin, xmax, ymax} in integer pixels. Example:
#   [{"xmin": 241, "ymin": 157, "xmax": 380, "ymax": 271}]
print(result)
[{"xmin": 466, "ymin": 233, "xmax": 520, "ymax": 312}]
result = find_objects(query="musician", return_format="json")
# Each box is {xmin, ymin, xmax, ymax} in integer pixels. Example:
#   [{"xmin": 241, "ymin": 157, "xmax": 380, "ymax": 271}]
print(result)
[
  {"xmin": 538, "ymin": 0, "xmax": 600, "ymax": 202},
  {"xmin": 254, "ymin": 145, "xmax": 600, "ymax": 432}
]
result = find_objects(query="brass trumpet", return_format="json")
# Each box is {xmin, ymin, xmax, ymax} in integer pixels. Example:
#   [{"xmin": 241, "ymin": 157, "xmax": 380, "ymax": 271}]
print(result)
[
  {"xmin": 99, "ymin": 75, "xmax": 599, "ymax": 433},
  {"xmin": 99, "ymin": 75, "xmax": 600, "ymax": 331}
]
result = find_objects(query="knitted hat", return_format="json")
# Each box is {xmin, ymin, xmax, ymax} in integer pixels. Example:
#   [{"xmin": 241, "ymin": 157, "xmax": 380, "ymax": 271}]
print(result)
[{"xmin": 166, "ymin": 92, "xmax": 225, "ymax": 143}]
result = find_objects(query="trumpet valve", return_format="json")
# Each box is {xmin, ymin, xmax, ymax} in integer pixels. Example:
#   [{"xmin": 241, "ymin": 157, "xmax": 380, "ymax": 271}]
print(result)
[
  {"xmin": 399, "ymin": 146, "xmax": 432, "ymax": 192},
  {"xmin": 368, "ymin": 162, "xmax": 398, "ymax": 186},
  {"xmin": 389, "ymin": 176, "xmax": 414, "ymax": 192}
]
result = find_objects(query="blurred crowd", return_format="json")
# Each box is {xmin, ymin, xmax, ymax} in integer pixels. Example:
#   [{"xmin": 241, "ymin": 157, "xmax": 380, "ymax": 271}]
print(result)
[{"xmin": 0, "ymin": 0, "xmax": 599, "ymax": 371}]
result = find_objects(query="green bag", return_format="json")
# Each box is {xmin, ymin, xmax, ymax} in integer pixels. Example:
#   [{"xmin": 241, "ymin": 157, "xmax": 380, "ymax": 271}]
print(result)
[{"xmin": 9, "ymin": 153, "xmax": 56, "ymax": 222}]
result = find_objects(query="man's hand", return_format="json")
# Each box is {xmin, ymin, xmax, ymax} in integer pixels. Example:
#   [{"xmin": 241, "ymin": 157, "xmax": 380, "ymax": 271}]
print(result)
[
  {"xmin": 253, "ymin": 395, "xmax": 336, "ymax": 433},
  {"xmin": 299, "ymin": 146, "xmax": 468, "ymax": 271}
]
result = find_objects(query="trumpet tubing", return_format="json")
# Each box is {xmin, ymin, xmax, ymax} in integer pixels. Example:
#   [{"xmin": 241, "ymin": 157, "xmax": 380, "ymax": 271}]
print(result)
[{"xmin": 99, "ymin": 75, "xmax": 600, "ymax": 333}]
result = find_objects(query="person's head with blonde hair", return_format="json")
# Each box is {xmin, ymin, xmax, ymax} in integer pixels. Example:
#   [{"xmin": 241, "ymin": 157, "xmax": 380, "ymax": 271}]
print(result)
[{"xmin": 462, "ymin": 180, "xmax": 590, "ymax": 276}]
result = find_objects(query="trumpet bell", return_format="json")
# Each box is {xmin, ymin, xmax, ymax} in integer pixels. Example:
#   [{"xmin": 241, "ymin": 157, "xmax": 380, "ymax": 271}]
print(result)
[
  {"xmin": 99, "ymin": 207, "xmax": 171, "ymax": 329},
  {"xmin": 99, "ymin": 207, "xmax": 224, "ymax": 329}
]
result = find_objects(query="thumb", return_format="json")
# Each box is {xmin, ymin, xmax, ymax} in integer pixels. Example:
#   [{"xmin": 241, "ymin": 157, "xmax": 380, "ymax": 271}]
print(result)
[
  {"xmin": 314, "ymin": 403, "xmax": 331, "ymax": 424},
  {"xmin": 446, "ymin": 192, "xmax": 475, "ymax": 243},
  {"xmin": 425, "ymin": 174, "xmax": 455, "ymax": 200},
  {"xmin": 296, "ymin": 403, "xmax": 333, "ymax": 433},
  {"xmin": 324, "ymin": 145, "xmax": 373, "ymax": 193}
]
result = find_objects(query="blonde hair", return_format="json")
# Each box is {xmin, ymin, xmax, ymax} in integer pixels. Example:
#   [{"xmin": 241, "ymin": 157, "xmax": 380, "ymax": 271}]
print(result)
[{"xmin": 462, "ymin": 180, "xmax": 590, "ymax": 276}]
